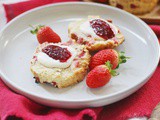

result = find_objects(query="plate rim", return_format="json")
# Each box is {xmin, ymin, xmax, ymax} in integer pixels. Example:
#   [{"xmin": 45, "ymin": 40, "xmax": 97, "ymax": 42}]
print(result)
[{"xmin": 0, "ymin": 2, "xmax": 159, "ymax": 103}]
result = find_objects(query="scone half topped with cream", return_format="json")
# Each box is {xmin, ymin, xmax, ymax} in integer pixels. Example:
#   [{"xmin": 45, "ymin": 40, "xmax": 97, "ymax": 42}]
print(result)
[
  {"xmin": 30, "ymin": 40, "xmax": 90, "ymax": 88},
  {"xmin": 68, "ymin": 16, "xmax": 124, "ymax": 51}
]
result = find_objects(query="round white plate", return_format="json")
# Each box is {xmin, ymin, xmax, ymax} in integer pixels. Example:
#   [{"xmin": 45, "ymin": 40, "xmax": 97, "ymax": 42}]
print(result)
[{"xmin": 0, "ymin": 2, "xmax": 159, "ymax": 108}]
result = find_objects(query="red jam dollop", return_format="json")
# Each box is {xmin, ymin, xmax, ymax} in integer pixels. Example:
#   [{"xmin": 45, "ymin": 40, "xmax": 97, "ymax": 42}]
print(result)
[
  {"xmin": 42, "ymin": 45, "xmax": 71, "ymax": 62},
  {"xmin": 90, "ymin": 19, "xmax": 115, "ymax": 40}
]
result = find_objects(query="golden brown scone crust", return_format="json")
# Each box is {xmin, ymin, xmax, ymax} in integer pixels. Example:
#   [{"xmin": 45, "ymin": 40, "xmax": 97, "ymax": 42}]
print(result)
[
  {"xmin": 30, "ymin": 41, "xmax": 90, "ymax": 88},
  {"xmin": 85, "ymin": 35, "xmax": 124, "ymax": 52},
  {"xmin": 109, "ymin": 0, "xmax": 158, "ymax": 14}
]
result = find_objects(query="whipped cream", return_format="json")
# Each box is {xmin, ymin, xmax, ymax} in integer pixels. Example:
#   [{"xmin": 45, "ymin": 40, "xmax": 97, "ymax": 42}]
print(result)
[
  {"xmin": 79, "ymin": 18, "xmax": 118, "ymax": 39},
  {"xmin": 37, "ymin": 45, "xmax": 77, "ymax": 68}
]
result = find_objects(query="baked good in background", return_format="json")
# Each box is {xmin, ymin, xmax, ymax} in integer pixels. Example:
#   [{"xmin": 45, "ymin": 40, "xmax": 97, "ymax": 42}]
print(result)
[{"xmin": 109, "ymin": 0, "xmax": 158, "ymax": 14}]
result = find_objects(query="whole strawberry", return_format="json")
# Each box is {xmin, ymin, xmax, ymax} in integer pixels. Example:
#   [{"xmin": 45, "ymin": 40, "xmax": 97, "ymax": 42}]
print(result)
[
  {"xmin": 86, "ymin": 61, "xmax": 117, "ymax": 88},
  {"xmin": 89, "ymin": 49, "xmax": 128, "ymax": 70},
  {"xmin": 30, "ymin": 25, "xmax": 61, "ymax": 44}
]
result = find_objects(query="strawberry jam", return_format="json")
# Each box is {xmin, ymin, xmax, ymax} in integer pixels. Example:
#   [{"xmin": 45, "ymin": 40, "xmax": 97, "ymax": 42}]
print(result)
[
  {"xmin": 42, "ymin": 45, "xmax": 71, "ymax": 62},
  {"xmin": 90, "ymin": 19, "xmax": 115, "ymax": 40}
]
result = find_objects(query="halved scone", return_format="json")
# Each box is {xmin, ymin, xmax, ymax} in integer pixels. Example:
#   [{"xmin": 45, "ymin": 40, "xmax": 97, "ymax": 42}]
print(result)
[
  {"xmin": 68, "ymin": 16, "xmax": 124, "ymax": 51},
  {"xmin": 30, "ymin": 40, "xmax": 90, "ymax": 88}
]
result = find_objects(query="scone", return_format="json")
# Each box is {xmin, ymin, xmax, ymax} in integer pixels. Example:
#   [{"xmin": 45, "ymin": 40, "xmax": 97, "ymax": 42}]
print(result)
[
  {"xmin": 30, "ymin": 40, "xmax": 90, "ymax": 88},
  {"xmin": 68, "ymin": 16, "xmax": 124, "ymax": 51},
  {"xmin": 109, "ymin": 0, "xmax": 158, "ymax": 14}
]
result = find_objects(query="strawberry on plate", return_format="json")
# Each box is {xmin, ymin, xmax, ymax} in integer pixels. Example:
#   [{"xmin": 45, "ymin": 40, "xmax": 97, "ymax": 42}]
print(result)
[
  {"xmin": 89, "ymin": 49, "xmax": 129, "ymax": 70},
  {"xmin": 30, "ymin": 25, "xmax": 61, "ymax": 44},
  {"xmin": 86, "ymin": 61, "xmax": 117, "ymax": 88}
]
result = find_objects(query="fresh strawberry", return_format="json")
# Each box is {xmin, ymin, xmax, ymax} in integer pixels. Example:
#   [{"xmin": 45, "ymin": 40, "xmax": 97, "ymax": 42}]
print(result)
[
  {"xmin": 86, "ymin": 61, "xmax": 117, "ymax": 88},
  {"xmin": 89, "ymin": 49, "xmax": 129, "ymax": 70},
  {"xmin": 30, "ymin": 25, "xmax": 61, "ymax": 44}
]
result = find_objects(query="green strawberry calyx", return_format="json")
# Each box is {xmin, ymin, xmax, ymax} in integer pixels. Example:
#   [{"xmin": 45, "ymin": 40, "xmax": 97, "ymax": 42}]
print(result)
[
  {"xmin": 29, "ymin": 25, "xmax": 45, "ymax": 34},
  {"xmin": 117, "ymin": 51, "xmax": 130, "ymax": 68},
  {"xmin": 105, "ymin": 61, "xmax": 118, "ymax": 76}
]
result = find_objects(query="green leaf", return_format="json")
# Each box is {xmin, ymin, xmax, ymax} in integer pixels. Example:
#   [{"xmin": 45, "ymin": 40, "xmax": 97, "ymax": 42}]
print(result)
[
  {"xmin": 29, "ymin": 25, "xmax": 45, "ymax": 35},
  {"xmin": 105, "ymin": 61, "xmax": 118, "ymax": 76},
  {"xmin": 118, "ymin": 51, "xmax": 130, "ymax": 65},
  {"xmin": 110, "ymin": 70, "xmax": 119, "ymax": 76},
  {"xmin": 105, "ymin": 61, "xmax": 112, "ymax": 71}
]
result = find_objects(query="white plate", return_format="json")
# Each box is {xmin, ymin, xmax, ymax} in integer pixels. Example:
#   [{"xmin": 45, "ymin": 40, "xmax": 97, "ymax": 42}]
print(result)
[{"xmin": 0, "ymin": 2, "xmax": 159, "ymax": 108}]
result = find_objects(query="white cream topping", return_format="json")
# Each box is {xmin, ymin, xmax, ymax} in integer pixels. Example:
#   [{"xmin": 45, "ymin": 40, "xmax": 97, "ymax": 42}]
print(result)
[
  {"xmin": 79, "ymin": 18, "xmax": 118, "ymax": 39},
  {"xmin": 37, "ymin": 45, "xmax": 77, "ymax": 68}
]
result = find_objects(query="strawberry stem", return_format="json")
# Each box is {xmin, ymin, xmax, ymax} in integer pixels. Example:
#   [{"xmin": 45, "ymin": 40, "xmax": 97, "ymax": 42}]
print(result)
[
  {"xmin": 117, "ymin": 51, "xmax": 130, "ymax": 68},
  {"xmin": 29, "ymin": 24, "xmax": 35, "ymax": 29},
  {"xmin": 30, "ymin": 25, "xmax": 45, "ymax": 35},
  {"xmin": 105, "ymin": 61, "xmax": 118, "ymax": 76}
]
